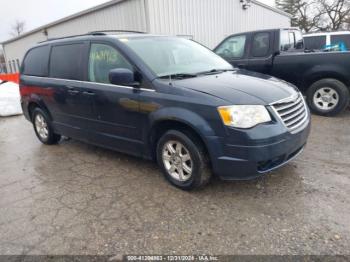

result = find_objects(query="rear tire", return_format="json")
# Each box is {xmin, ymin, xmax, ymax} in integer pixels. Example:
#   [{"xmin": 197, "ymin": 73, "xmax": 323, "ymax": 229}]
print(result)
[
  {"xmin": 32, "ymin": 108, "xmax": 61, "ymax": 145},
  {"xmin": 156, "ymin": 130, "xmax": 211, "ymax": 190},
  {"xmin": 306, "ymin": 78, "xmax": 349, "ymax": 116}
]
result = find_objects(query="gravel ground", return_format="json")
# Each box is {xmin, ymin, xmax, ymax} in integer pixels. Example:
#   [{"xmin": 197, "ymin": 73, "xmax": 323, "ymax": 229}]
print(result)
[{"xmin": 0, "ymin": 112, "xmax": 349, "ymax": 255}]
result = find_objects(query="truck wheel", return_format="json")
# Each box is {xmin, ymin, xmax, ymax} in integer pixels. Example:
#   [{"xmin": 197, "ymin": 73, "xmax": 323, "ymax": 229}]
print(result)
[
  {"xmin": 156, "ymin": 130, "xmax": 211, "ymax": 190},
  {"xmin": 306, "ymin": 79, "xmax": 350, "ymax": 116},
  {"xmin": 32, "ymin": 107, "xmax": 61, "ymax": 145}
]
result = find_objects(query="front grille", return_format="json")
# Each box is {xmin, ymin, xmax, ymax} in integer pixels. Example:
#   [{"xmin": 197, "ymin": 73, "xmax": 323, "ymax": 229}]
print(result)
[{"xmin": 271, "ymin": 93, "xmax": 308, "ymax": 132}]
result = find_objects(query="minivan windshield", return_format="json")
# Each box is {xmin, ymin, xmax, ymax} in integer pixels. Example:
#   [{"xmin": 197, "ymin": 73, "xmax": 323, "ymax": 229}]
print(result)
[{"xmin": 122, "ymin": 37, "xmax": 233, "ymax": 77}]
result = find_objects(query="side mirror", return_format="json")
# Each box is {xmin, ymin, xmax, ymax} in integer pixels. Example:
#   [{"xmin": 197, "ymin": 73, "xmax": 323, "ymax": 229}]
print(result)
[
  {"xmin": 296, "ymin": 41, "xmax": 304, "ymax": 50},
  {"xmin": 273, "ymin": 50, "xmax": 280, "ymax": 56},
  {"xmin": 109, "ymin": 68, "xmax": 139, "ymax": 86}
]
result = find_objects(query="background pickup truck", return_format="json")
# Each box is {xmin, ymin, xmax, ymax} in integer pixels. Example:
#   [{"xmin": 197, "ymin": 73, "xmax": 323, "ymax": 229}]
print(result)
[{"xmin": 214, "ymin": 28, "xmax": 350, "ymax": 116}]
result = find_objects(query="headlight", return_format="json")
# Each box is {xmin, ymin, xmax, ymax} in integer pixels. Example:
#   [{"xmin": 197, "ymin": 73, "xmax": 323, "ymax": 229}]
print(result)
[{"xmin": 218, "ymin": 105, "xmax": 271, "ymax": 129}]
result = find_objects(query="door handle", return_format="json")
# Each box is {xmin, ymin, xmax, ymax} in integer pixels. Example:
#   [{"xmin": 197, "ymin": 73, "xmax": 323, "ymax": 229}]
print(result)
[
  {"xmin": 67, "ymin": 86, "xmax": 79, "ymax": 95},
  {"xmin": 67, "ymin": 89, "xmax": 79, "ymax": 95},
  {"xmin": 82, "ymin": 91, "xmax": 95, "ymax": 96},
  {"xmin": 237, "ymin": 64, "xmax": 246, "ymax": 68}
]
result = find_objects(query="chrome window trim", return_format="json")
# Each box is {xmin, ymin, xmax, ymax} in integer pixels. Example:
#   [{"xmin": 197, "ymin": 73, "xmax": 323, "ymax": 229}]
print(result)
[{"xmin": 23, "ymin": 75, "xmax": 156, "ymax": 92}]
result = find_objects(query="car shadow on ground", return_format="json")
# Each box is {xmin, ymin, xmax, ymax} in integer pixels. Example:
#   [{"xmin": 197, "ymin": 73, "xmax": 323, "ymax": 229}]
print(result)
[{"xmin": 55, "ymin": 134, "xmax": 306, "ymax": 199}]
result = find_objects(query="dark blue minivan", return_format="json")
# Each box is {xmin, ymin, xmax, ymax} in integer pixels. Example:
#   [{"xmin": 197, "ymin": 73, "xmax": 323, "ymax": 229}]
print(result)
[{"xmin": 20, "ymin": 32, "xmax": 311, "ymax": 190}]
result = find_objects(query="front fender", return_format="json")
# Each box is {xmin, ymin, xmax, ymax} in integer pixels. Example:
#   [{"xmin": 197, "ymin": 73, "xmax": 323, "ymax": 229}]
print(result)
[
  {"xmin": 148, "ymin": 106, "xmax": 216, "ymax": 137},
  {"xmin": 142, "ymin": 106, "xmax": 222, "ymax": 160}
]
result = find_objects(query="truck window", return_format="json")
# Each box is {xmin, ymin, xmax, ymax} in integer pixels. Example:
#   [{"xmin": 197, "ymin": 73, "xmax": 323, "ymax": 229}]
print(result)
[
  {"xmin": 252, "ymin": 33, "xmax": 270, "ymax": 57},
  {"xmin": 304, "ymin": 36, "xmax": 327, "ymax": 50},
  {"xmin": 330, "ymin": 35, "xmax": 350, "ymax": 51},
  {"xmin": 289, "ymin": 32, "xmax": 295, "ymax": 46},
  {"xmin": 49, "ymin": 43, "xmax": 85, "ymax": 80},
  {"xmin": 22, "ymin": 45, "xmax": 50, "ymax": 76},
  {"xmin": 216, "ymin": 35, "xmax": 246, "ymax": 59},
  {"xmin": 88, "ymin": 43, "xmax": 133, "ymax": 84},
  {"xmin": 294, "ymin": 31, "xmax": 304, "ymax": 49},
  {"xmin": 280, "ymin": 31, "xmax": 291, "ymax": 51},
  {"xmin": 280, "ymin": 30, "xmax": 303, "ymax": 51}
]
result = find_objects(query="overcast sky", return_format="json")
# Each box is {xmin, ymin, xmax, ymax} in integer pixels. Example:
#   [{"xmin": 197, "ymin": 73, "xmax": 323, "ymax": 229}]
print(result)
[{"xmin": 0, "ymin": 0, "xmax": 276, "ymax": 43}]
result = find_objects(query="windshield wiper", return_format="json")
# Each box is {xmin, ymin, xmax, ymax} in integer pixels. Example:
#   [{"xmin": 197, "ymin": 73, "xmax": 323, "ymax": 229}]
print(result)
[
  {"xmin": 158, "ymin": 69, "xmax": 235, "ymax": 80},
  {"xmin": 197, "ymin": 69, "xmax": 236, "ymax": 75},
  {"xmin": 158, "ymin": 73, "xmax": 198, "ymax": 80}
]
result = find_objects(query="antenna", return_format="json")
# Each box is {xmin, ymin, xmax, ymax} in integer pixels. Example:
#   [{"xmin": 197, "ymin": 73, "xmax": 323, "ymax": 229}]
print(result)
[{"xmin": 169, "ymin": 74, "xmax": 173, "ymax": 86}]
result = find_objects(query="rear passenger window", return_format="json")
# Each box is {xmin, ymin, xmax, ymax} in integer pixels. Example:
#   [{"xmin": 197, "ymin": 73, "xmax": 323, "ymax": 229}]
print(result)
[
  {"xmin": 88, "ymin": 43, "xmax": 132, "ymax": 84},
  {"xmin": 252, "ymin": 33, "xmax": 270, "ymax": 57},
  {"xmin": 22, "ymin": 45, "xmax": 50, "ymax": 76},
  {"xmin": 304, "ymin": 36, "xmax": 326, "ymax": 50},
  {"xmin": 49, "ymin": 43, "xmax": 85, "ymax": 80},
  {"xmin": 331, "ymin": 35, "xmax": 350, "ymax": 51}
]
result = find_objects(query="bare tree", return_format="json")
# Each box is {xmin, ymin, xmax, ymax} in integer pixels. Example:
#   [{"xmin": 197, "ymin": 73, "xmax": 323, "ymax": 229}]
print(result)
[
  {"xmin": 316, "ymin": 0, "xmax": 350, "ymax": 31},
  {"xmin": 295, "ymin": 1, "xmax": 321, "ymax": 32},
  {"xmin": 10, "ymin": 20, "xmax": 26, "ymax": 37},
  {"xmin": 343, "ymin": 11, "xmax": 350, "ymax": 30},
  {"xmin": 276, "ymin": 0, "xmax": 320, "ymax": 32},
  {"xmin": 276, "ymin": 0, "xmax": 350, "ymax": 32}
]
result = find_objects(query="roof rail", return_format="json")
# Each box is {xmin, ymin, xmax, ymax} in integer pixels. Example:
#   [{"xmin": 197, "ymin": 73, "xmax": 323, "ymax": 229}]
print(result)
[
  {"xmin": 38, "ymin": 30, "xmax": 146, "ymax": 43},
  {"xmin": 38, "ymin": 33, "xmax": 90, "ymax": 43},
  {"xmin": 88, "ymin": 30, "xmax": 146, "ymax": 35}
]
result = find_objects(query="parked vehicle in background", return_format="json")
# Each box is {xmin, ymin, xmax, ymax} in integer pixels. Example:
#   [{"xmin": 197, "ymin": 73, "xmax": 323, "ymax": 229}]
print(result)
[
  {"xmin": 20, "ymin": 32, "xmax": 310, "ymax": 190},
  {"xmin": 214, "ymin": 28, "xmax": 350, "ymax": 116},
  {"xmin": 304, "ymin": 31, "xmax": 350, "ymax": 51}
]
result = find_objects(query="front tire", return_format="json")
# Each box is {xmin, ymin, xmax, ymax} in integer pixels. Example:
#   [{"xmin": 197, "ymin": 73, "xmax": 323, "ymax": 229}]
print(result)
[
  {"xmin": 306, "ymin": 79, "xmax": 349, "ymax": 116},
  {"xmin": 156, "ymin": 130, "xmax": 211, "ymax": 190},
  {"xmin": 32, "ymin": 108, "xmax": 61, "ymax": 145}
]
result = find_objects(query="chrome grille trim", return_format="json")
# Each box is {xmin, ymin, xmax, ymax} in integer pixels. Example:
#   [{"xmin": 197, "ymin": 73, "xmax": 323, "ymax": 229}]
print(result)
[
  {"xmin": 275, "ymin": 96, "xmax": 302, "ymax": 111},
  {"xmin": 285, "ymin": 111, "xmax": 306, "ymax": 127},
  {"xmin": 270, "ymin": 93, "xmax": 309, "ymax": 133},
  {"xmin": 283, "ymin": 106, "xmax": 305, "ymax": 122},
  {"xmin": 279, "ymin": 101, "xmax": 304, "ymax": 117}
]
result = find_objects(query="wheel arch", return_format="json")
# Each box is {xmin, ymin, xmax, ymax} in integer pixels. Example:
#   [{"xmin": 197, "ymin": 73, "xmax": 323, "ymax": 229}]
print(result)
[
  {"xmin": 27, "ymin": 95, "xmax": 53, "ymax": 121},
  {"xmin": 302, "ymin": 69, "xmax": 350, "ymax": 92},
  {"xmin": 146, "ymin": 108, "xmax": 216, "ymax": 161}
]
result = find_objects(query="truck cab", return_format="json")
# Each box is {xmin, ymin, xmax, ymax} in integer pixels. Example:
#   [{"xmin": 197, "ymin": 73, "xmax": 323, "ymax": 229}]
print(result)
[
  {"xmin": 214, "ymin": 28, "xmax": 350, "ymax": 116},
  {"xmin": 214, "ymin": 28, "xmax": 303, "ymax": 75}
]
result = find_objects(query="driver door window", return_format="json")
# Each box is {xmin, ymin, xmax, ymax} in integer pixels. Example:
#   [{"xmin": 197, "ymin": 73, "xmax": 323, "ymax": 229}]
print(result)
[
  {"xmin": 88, "ymin": 43, "xmax": 133, "ymax": 84},
  {"xmin": 216, "ymin": 35, "xmax": 247, "ymax": 60},
  {"xmin": 252, "ymin": 33, "xmax": 270, "ymax": 57}
]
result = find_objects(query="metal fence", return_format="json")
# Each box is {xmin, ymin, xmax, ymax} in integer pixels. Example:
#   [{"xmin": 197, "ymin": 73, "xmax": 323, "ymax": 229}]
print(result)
[{"xmin": 0, "ymin": 63, "xmax": 7, "ymax": 74}]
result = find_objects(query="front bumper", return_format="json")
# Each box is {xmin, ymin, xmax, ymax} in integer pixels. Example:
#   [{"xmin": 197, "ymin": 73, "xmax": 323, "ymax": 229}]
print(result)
[{"xmin": 207, "ymin": 117, "xmax": 311, "ymax": 180}]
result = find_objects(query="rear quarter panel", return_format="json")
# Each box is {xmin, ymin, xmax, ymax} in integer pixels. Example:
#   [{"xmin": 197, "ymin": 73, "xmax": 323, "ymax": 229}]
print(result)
[{"xmin": 272, "ymin": 51, "xmax": 350, "ymax": 91}]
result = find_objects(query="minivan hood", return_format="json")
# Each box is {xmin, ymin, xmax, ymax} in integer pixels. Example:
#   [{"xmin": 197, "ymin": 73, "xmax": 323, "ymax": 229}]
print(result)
[{"xmin": 173, "ymin": 70, "xmax": 299, "ymax": 105}]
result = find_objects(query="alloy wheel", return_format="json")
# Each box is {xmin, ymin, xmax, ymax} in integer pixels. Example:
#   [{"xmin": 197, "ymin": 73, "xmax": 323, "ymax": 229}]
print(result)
[
  {"xmin": 34, "ymin": 114, "xmax": 49, "ymax": 140},
  {"xmin": 162, "ymin": 140, "xmax": 193, "ymax": 182},
  {"xmin": 313, "ymin": 87, "xmax": 339, "ymax": 111}
]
